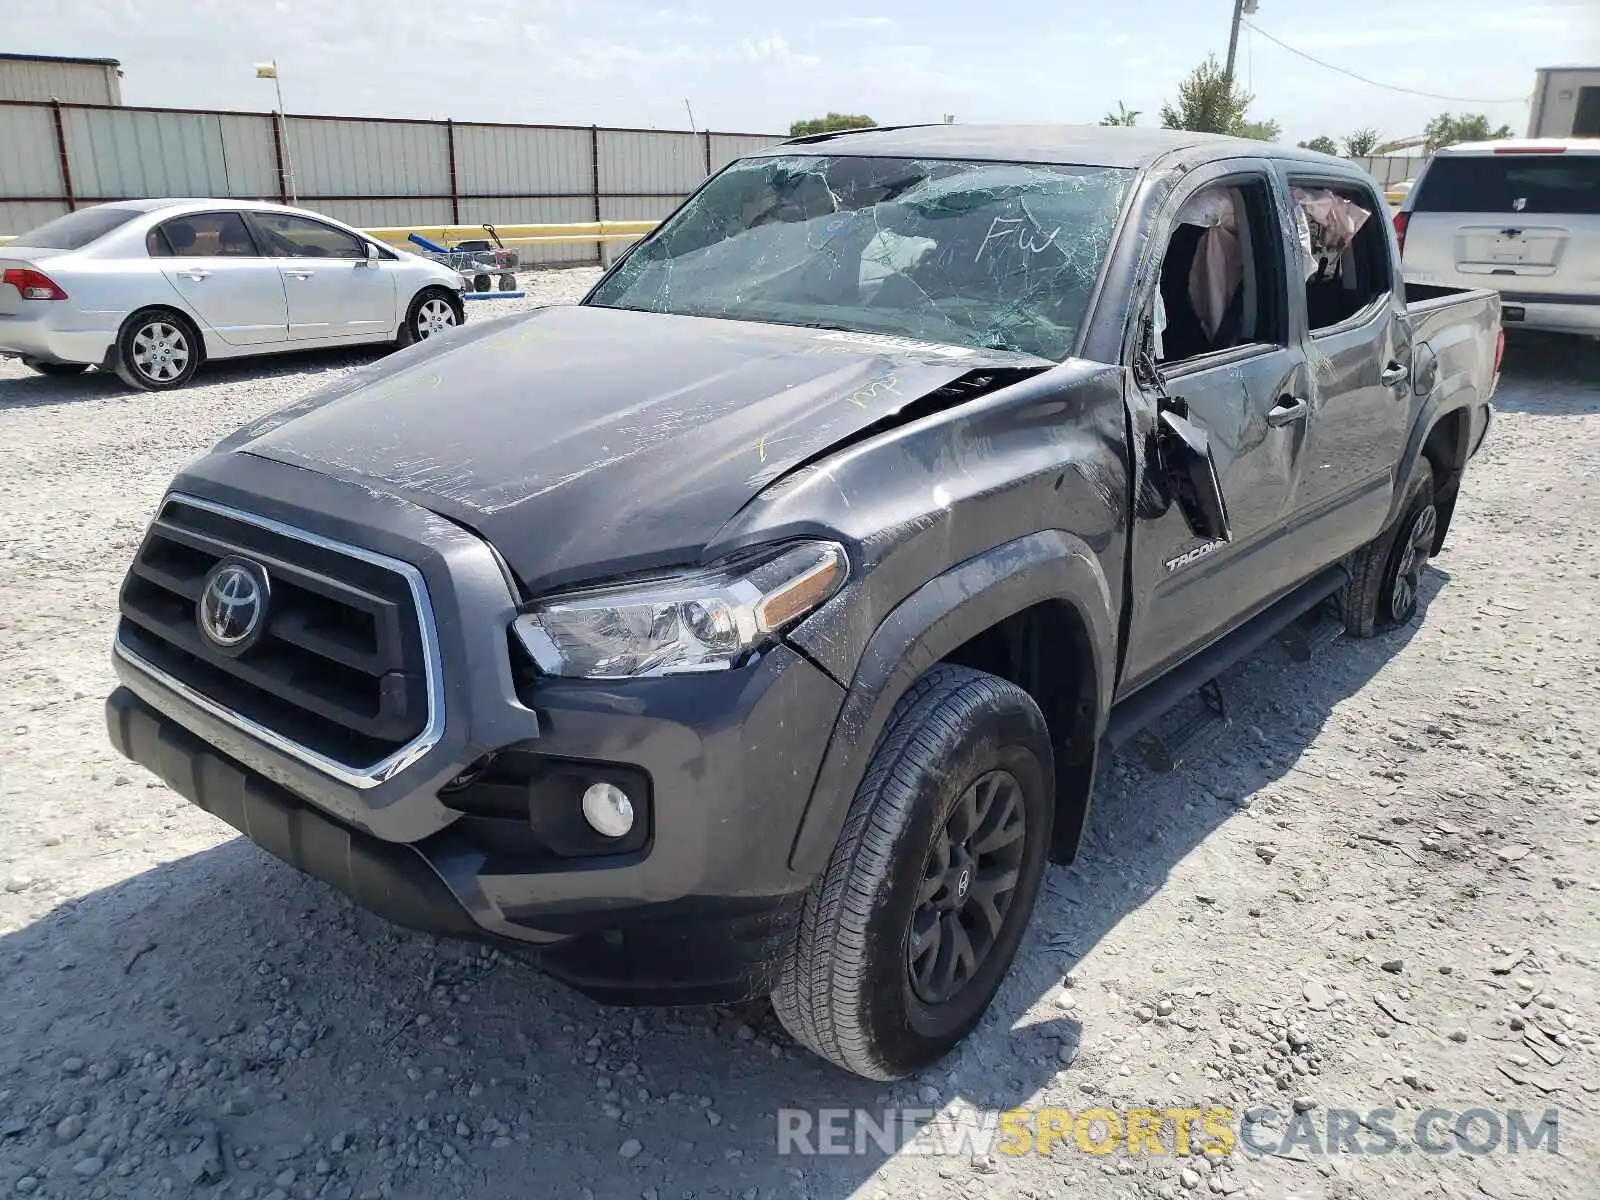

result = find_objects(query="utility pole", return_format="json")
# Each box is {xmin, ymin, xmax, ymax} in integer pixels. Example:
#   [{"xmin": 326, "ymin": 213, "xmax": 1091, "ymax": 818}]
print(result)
[{"xmin": 1225, "ymin": 0, "xmax": 1257, "ymax": 80}]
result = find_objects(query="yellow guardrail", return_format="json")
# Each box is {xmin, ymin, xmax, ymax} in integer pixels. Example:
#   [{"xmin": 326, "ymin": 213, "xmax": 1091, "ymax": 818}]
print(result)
[
  {"xmin": 367, "ymin": 220, "xmax": 659, "ymax": 249},
  {"xmin": 0, "ymin": 219, "xmax": 660, "ymax": 251}
]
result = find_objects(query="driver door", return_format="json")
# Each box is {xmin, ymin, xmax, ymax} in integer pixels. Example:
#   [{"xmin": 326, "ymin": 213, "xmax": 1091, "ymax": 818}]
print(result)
[{"xmin": 1118, "ymin": 165, "xmax": 1313, "ymax": 697}]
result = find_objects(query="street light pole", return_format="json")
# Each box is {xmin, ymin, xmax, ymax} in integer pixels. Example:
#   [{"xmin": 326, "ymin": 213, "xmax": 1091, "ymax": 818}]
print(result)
[{"xmin": 255, "ymin": 60, "xmax": 297, "ymax": 204}]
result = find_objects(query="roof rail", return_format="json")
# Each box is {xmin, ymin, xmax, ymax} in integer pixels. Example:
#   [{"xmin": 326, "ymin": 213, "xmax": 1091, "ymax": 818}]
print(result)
[{"xmin": 781, "ymin": 122, "xmax": 943, "ymax": 146}]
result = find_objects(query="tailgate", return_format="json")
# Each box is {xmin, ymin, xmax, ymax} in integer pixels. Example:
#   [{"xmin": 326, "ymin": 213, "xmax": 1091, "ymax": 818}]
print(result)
[{"xmin": 1402, "ymin": 152, "xmax": 1600, "ymax": 300}]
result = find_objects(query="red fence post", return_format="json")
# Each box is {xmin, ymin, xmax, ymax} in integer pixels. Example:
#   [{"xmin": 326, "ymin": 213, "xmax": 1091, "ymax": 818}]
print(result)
[
  {"xmin": 270, "ymin": 112, "xmax": 290, "ymax": 203},
  {"xmin": 51, "ymin": 101, "xmax": 76, "ymax": 212},
  {"xmin": 590, "ymin": 125, "xmax": 603, "ymax": 265},
  {"xmin": 445, "ymin": 118, "xmax": 461, "ymax": 224}
]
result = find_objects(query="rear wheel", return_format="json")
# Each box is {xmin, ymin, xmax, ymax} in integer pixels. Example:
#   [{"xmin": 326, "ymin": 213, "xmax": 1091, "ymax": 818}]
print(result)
[
  {"xmin": 113, "ymin": 309, "xmax": 200, "ymax": 391},
  {"xmin": 772, "ymin": 665, "xmax": 1054, "ymax": 1079},
  {"xmin": 20, "ymin": 358, "xmax": 89, "ymax": 377},
  {"xmin": 398, "ymin": 287, "xmax": 463, "ymax": 347},
  {"xmin": 1340, "ymin": 460, "xmax": 1436, "ymax": 637}
]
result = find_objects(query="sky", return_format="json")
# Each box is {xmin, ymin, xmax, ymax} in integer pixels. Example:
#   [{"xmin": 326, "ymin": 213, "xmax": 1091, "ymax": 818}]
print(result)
[{"xmin": 11, "ymin": 0, "xmax": 1600, "ymax": 145}]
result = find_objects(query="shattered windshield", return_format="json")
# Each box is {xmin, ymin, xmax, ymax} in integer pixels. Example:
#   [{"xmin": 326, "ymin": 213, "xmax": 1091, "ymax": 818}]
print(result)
[{"xmin": 585, "ymin": 154, "xmax": 1134, "ymax": 361}]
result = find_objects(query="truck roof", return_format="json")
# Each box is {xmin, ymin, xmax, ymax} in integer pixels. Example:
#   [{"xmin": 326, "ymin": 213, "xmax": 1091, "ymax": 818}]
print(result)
[{"xmin": 758, "ymin": 123, "xmax": 1362, "ymax": 172}]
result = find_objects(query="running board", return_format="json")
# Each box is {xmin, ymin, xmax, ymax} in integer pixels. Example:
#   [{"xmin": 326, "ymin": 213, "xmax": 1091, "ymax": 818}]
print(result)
[{"xmin": 1104, "ymin": 565, "xmax": 1348, "ymax": 758}]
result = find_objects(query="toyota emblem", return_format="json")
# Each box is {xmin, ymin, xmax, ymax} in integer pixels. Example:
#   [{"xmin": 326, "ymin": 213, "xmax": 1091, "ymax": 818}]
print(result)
[{"xmin": 198, "ymin": 558, "xmax": 270, "ymax": 653}]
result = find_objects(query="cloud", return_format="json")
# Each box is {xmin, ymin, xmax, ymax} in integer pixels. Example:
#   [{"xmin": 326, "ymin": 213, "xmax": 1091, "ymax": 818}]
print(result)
[
  {"xmin": 741, "ymin": 33, "xmax": 820, "ymax": 69},
  {"xmin": 828, "ymin": 15, "xmax": 894, "ymax": 29}
]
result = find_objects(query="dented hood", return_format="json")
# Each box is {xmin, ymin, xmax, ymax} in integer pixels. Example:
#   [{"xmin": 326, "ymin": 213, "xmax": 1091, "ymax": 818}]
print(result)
[{"xmin": 229, "ymin": 304, "xmax": 1044, "ymax": 593}]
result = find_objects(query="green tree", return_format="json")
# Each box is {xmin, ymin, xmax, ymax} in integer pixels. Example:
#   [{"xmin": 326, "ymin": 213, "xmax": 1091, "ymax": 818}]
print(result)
[
  {"xmin": 1423, "ymin": 112, "xmax": 1515, "ymax": 153},
  {"xmin": 789, "ymin": 113, "xmax": 877, "ymax": 137},
  {"xmin": 1100, "ymin": 101, "xmax": 1140, "ymax": 127},
  {"xmin": 1342, "ymin": 127, "xmax": 1381, "ymax": 157},
  {"xmin": 1159, "ymin": 55, "xmax": 1265, "ymax": 137},
  {"xmin": 1298, "ymin": 135, "xmax": 1340, "ymax": 155},
  {"xmin": 1241, "ymin": 118, "xmax": 1282, "ymax": 142}
]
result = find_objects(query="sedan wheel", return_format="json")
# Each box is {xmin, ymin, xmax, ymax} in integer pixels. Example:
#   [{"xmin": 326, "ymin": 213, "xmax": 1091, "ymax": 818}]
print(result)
[
  {"xmin": 131, "ymin": 321, "xmax": 192, "ymax": 383},
  {"xmin": 114, "ymin": 311, "xmax": 200, "ymax": 391},
  {"xmin": 417, "ymin": 297, "xmax": 459, "ymax": 339}
]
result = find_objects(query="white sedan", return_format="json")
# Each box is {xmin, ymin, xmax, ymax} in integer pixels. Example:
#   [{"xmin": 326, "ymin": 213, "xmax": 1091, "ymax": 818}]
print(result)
[{"xmin": 0, "ymin": 199, "xmax": 467, "ymax": 389}]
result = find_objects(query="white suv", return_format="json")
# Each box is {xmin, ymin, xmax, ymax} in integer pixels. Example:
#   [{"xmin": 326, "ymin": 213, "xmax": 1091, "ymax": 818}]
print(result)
[{"xmin": 1395, "ymin": 139, "xmax": 1599, "ymax": 337}]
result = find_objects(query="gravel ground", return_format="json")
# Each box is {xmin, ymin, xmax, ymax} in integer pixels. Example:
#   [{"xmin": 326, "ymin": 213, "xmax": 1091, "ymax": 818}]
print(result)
[{"xmin": 2, "ymin": 274, "xmax": 1598, "ymax": 1200}]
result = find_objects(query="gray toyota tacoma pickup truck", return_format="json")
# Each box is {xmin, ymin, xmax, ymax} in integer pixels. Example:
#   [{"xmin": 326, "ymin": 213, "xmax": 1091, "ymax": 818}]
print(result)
[{"xmin": 105, "ymin": 126, "xmax": 1501, "ymax": 1080}]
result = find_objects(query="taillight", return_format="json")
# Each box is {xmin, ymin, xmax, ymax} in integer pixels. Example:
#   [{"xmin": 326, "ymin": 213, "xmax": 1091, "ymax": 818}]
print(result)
[
  {"xmin": 1494, "ymin": 328, "xmax": 1506, "ymax": 378},
  {"xmin": 1493, "ymin": 145, "xmax": 1566, "ymax": 155},
  {"xmin": 2, "ymin": 268, "xmax": 68, "ymax": 301},
  {"xmin": 1392, "ymin": 210, "xmax": 1410, "ymax": 256}
]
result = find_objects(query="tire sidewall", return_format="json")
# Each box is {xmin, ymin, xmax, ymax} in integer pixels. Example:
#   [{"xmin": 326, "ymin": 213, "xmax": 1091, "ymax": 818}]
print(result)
[
  {"xmin": 117, "ymin": 309, "xmax": 200, "ymax": 391},
  {"xmin": 856, "ymin": 686, "xmax": 1054, "ymax": 1076},
  {"xmin": 1376, "ymin": 461, "xmax": 1435, "ymax": 628},
  {"xmin": 403, "ymin": 287, "xmax": 463, "ymax": 345}
]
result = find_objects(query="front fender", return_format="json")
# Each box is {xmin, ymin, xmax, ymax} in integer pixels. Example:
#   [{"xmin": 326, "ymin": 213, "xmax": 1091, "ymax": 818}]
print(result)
[{"xmin": 787, "ymin": 529, "xmax": 1117, "ymax": 875}]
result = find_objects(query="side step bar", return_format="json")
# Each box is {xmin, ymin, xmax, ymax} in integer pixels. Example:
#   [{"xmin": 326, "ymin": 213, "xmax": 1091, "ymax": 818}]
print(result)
[{"xmin": 1103, "ymin": 564, "xmax": 1349, "ymax": 755}]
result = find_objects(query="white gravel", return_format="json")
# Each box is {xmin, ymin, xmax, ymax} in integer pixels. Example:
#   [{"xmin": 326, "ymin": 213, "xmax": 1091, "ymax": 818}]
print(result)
[{"xmin": 2, "ymin": 283, "xmax": 1598, "ymax": 1200}]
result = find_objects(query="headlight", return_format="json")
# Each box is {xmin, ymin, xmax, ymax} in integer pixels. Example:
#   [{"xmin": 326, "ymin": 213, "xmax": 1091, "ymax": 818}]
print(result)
[{"xmin": 512, "ymin": 541, "xmax": 848, "ymax": 679}]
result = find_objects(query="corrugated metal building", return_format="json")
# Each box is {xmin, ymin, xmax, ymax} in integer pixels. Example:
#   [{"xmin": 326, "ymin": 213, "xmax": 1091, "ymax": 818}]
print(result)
[
  {"xmin": 0, "ymin": 97, "xmax": 784, "ymax": 263},
  {"xmin": 0, "ymin": 52, "xmax": 122, "ymax": 105},
  {"xmin": 1529, "ymin": 66, "xmax": 1600, "ymax": 138}
]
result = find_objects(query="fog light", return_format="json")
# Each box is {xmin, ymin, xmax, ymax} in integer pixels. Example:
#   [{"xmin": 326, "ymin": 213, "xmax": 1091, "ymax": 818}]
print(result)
[{"xmin": 581, "ymin": 782, "xmax": 635, "ymax": 838}]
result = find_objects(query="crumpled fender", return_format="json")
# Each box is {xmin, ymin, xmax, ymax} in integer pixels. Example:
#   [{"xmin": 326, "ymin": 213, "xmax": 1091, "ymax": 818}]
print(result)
[{"xmin": 788, "ymin": 529, "xmax": 1117, "ymax": 875}]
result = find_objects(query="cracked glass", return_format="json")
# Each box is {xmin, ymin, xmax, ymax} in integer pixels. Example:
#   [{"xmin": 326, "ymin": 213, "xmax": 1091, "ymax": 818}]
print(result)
[{"xmin": 587, "ymin": 155, "xmax": 1135, "ymax": 362}]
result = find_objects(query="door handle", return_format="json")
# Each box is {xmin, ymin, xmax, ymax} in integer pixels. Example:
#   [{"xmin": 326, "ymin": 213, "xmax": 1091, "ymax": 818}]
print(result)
[
  {"xmin": 175, "ymin": 269, "xmax": 210, "ymax": 281},
  {"xmin": 285, "ymin": 270, "xmax": 315, "ymax": 280},
  {"xmin": 1381, "ymin": 361, "xmax": 1409, "ymax": 388},
  {"xmin": 1267, "ymin": 395, "xmax": 1308, "ymax": 427}
]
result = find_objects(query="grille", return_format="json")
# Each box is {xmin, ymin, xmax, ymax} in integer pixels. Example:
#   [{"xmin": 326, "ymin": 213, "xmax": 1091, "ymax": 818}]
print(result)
[{"xmin": 117, "ymin": 497, "xmax": 433, "ymax": 772}]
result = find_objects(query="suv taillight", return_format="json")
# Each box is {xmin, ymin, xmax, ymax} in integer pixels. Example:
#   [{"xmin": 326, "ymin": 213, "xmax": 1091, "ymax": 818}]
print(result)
[
  {"xmin": 1494, "ymin": 328, "xmax": 1506, "ymax": 379},
  {"xmin": 2, "ymin": 268, "xmax": 68, "ymax": 300},
  {"xmin": 1392, "ymin": 210, "xmax": 1410, "ymax": 256}
]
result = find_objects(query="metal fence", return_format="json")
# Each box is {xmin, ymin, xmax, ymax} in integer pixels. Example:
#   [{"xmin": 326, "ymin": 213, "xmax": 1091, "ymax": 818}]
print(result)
[
  {"xmin": 0, "ymin": 99, "xmax": 782, "ymax": 264},
  {"xmin": 1351, "ymin": 154, "xmax": 1429, "ymax": 188}
]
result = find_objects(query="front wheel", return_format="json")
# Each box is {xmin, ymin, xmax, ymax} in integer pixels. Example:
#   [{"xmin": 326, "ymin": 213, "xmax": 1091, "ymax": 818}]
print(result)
[
  {"xmin": 397, "ymin": 288, "xmax": 464, "ymax": 347},
  {"xmin": 772, "ymin": 665, "xmax": 1054, "ymax": 1079},
  {"xmin": 21, "ymin": 358, "xmax": 89, "ymax": 377},
  {"xmin": 1340, "ymin": 459, "xmax": 1436, "ymax": 637},
  {"xmin": 113, "ymin": 309, "xmax": 200, "ymax": 391}
]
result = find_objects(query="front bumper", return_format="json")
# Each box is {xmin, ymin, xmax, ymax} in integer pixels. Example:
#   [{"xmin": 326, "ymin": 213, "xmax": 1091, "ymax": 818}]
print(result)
[{"xmin": 105, "ymin": 453, "xmax": 846, "ymax": 1003}]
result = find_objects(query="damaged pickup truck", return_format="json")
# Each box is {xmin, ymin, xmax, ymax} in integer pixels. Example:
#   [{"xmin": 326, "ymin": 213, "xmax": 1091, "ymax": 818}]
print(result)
[{"xmin": 106, "ymin": 126, "xmax": 1502, "ymax": 1080}]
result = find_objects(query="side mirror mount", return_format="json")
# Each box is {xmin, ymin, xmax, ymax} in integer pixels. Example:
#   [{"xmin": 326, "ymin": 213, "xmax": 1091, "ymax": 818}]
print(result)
[
  {"xmin": 362, "ymin": 241, "xmax": 380, "ymax": 267},
  {"xmin": 1156, "ymin": 408, "xmax": 1233, "ymax": 544}
]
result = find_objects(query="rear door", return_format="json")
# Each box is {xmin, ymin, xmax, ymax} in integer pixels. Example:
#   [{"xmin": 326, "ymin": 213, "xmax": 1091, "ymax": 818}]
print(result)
[
  {"xmin": 1119, "ymin": 163, "xmax": 1314, "ymax": 695},
  {"xmin": 1402, "ymin": 150, "xmax": 1600, "ymax": 311},
  {"xmin": 1281, "ymin": 170, "xmax": 1412, "ymax": 558},
  {"xmin": 246, "ymin": 212, "xmax": 396, "ymax": 341},
  {"xmin": 151, "ymin": 211, "xmax": 288, "ymax": 347}
]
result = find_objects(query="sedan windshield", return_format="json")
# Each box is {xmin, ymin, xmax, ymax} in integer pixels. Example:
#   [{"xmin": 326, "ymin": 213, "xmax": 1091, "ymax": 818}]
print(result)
[
  {"xmin": 586, "ymin": 154, "xmax": 1134, "ymax": 361},
  {"xmin": 14, "ymin": 206, "xmax": 142, "ymax": 250}
]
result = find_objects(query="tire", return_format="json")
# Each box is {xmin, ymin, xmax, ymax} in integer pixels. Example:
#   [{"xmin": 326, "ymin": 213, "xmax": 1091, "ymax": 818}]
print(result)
[
  {"xmin": 397, "ymin": 287, "xmax": 464, "ymax": 347},
  {"xmin": 1340, "ymin": 459, "xmax": 1437, "ymax": 638},
  {"xmin": 772, "ymin": 664, "xmax": 1055, "ymax": 1079},
  {"xmin": 20, "ymin": 358, "xmax": 89, "ymax": 377},
  {"xmin": 472, "ymin": 273, "xmax": 493, "ymax": 294},
  {"xmin": 113, "ymin": 309, "xmax": 201, "ymax": 391},
  {"xmin": 498, "ymin": 273, "xmax": 517, "ymax": 292}
]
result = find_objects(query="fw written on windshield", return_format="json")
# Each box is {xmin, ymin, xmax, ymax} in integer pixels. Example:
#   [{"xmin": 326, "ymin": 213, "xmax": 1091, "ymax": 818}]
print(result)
[{"xmin": 587, "ymin": 154, "xmax": 1135, "ymax": 361}]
